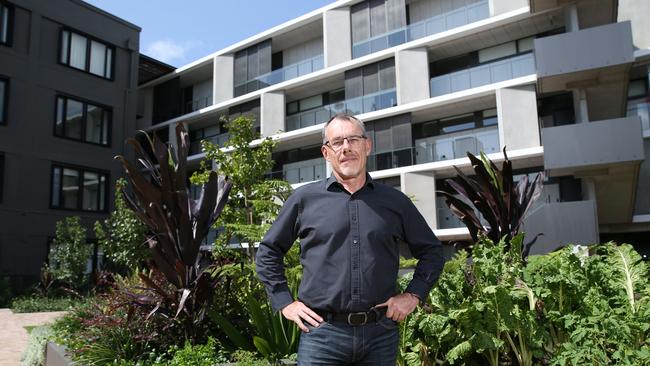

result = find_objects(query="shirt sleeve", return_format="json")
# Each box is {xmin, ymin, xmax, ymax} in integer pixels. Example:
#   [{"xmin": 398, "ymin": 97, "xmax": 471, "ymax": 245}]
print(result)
[
  {"xmin": 255, "ymin": 190, "xmax": 302, "ymax": 312},
  {"xmin": 400, "ymin": 194, "xmax": 446, "ymax": 300}
]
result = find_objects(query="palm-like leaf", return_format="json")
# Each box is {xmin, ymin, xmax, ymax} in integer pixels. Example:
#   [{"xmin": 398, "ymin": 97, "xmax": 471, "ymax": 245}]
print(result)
[
  {"xmin": 437, "ymin": 147, "xmax": 544, "ymax": 259},
  {"xmin": 114, "ymin": 123, "xmax": 232, "ymax": 343}
]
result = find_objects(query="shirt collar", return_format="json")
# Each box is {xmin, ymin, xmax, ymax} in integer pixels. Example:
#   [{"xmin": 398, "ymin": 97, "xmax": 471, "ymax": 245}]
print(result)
[{"xmin": 325, "ymin": 173, "xmax": 375, "ymax": 191}]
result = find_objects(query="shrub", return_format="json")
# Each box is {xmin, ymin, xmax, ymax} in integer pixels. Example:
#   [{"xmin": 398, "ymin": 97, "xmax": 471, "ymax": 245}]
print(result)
[
  {"xmin": 49, "ymin": 216, "xmax": 91, "ymax": 288},
  {"xmin": 11, "ymin": 295, "xmax": 81, "ymax": 313},
  {"xmin": 158, "ymin": 337, "xmax": 228, "ymax": 366},
  {"xmin": 21, "ymin": 325, "xmax": 53, "ymax": 366}
]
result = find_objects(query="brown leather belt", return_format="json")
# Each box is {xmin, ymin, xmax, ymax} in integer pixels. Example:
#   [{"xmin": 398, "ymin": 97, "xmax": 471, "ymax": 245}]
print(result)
[{"xmin": 315, "ymin": 307, "xmax": 386, "ymax": 326}]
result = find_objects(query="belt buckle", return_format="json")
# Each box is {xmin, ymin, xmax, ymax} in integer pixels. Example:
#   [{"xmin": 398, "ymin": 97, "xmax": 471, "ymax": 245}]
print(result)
[{"xmin": 347, "ymin": 312, "xmax": 368, "ymax": 326}]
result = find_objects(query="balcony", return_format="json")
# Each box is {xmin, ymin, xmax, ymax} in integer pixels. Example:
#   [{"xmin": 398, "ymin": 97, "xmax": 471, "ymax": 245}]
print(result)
[
  {"xmin": 627, "ymin": 98, "xmax": 650, "ymax": 131},
  {"xmin": 430, "ymin": 53, "xmax": 535, "ymax": 97},
  {"xmin": 234, "ymin": 54, "xmax": 324, "ymax": 96},
  {"xmin": 367, "ymin": 147, "xmax": 414, "ymax": 172},
  {"xmin": 185, "ymin": 95, "xmax": 212, "ymax": 114},
  {"xmin": 522, "ymin": 200, "xmax": 599, "ymax": 255},
  {"xmin": 534, "ymin": 22, "xmax": 634, "ymax": 94},
  {"xmin": 189, "ymin": 133, "xmax": 229, "ymax": 155},
  {"xmin": 415, "ymin": 126, "xmax": 499, "ymax": 164},
  {"xmin": 352, "ymin": 0, "xmax": 489, "ymax": 58},
  {"xmin": 285, "ymin": 89, "xmax": 397, "ymax": 131},
  {"xmin": 269, "ymin": 158, "xmax": 326, "ymax": 184}
]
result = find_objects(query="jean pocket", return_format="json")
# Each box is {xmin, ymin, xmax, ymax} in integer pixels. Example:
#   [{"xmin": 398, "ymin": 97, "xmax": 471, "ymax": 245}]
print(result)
[{"xmin": 377, "ymin": 316, "xmax": 398, "ymax": 330}]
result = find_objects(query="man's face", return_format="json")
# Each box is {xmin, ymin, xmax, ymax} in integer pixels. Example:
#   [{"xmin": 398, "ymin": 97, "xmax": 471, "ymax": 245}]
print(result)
[{"xmin": 321, "ymin": 118, "xmax": 372, "ymax": 180}]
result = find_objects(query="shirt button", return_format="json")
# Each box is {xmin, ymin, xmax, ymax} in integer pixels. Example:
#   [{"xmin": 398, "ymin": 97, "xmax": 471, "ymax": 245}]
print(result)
[{"xmin": 353, "ymin": 240, "xmax": 358, "ymax": 244}]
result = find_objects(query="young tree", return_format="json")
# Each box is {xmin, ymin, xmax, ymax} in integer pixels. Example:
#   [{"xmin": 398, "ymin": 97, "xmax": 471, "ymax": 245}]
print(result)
[
  {"xmin": 194, "ymin": 115, "xmax": 291, "ymax": 262},
  {"xmin": 94, "ymin": 178, "xmax": 149, "ymax": 273},
  {"xmin": 49, "ymin": 216, "xmax": 91, "ymax": 288}
]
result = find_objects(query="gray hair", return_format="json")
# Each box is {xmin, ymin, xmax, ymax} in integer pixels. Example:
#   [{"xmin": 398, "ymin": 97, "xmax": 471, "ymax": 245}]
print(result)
[{"xmin": 322, "ymin": 113, "xmax": 367, "ymax": 144}]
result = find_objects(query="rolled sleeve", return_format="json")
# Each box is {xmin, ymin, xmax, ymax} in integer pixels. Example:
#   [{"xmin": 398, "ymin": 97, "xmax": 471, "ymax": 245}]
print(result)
[{"xmin": 255, "ymin": 192, "xmax": 301, "ymax": 312}]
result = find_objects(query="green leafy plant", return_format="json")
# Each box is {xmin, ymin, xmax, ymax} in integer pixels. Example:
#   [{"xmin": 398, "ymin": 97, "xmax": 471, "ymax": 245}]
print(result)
[
  {"xmin": 114, "ymin": 122, "xmax": 232, "ymax": 343},
  {"xmin": 438, "ymin": 148, "xmax": 543, "ymax": 258},
  {"xmin": 11, "ymin": 295, "xmax": 81, "ymax": 313},
  {"xmin": 195, "ymin": 115, "xmax": 289, "ymax": 262},
  {"xmin": 49, "ymin": 216, "xmax": 92, "ymax": 288},
  {"xmin": 20, "ymin": 325, "xmax": 53, "ymax": 366},
  {"xmin": 94, "ymin": 177, "xmax": 149, "ymax": 273}
]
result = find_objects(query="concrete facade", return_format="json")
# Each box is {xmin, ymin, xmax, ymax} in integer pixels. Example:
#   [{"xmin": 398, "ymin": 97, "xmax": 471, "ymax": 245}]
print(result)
[
  {"xmin": 136, "ymin": 0, "xmax": 650, "ymax": 257},
  {"xmin": 0, "ymin": 0, "xmax": 141, "ymax": 286}
]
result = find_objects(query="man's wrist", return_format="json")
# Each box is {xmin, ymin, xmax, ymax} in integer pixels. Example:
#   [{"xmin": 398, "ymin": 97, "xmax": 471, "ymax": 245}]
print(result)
[{"xmin": 405, "ymin": 292, "xmax": 421, "ymax": 303}]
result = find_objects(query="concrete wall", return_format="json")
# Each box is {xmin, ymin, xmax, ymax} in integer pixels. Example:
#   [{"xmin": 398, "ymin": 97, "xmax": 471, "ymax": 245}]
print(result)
[
  {"xmin": 542, "ymin": 116, "xmax": 645, "ymax": 171},
  {"xmin": 213, "ymin": 54, "xmax": 234, "ymax": 104},
  {"xmin": 261, "ymin": 91, "xmax": 285, "ymax": 137},
  {"xmin": 618, "ymin": 0, "xmax": 650, "ymax": 50},
  {"xmin": 323, "ymin": 7, "xmax": 352, "ymax": 68},
  {"xmin": 395, "ymin": 48, "xmax": 430, "ymax": 105},
  {"xmin": 490, "ymin": 0, "xmax": 528, "ymax": 16},
  {"xmin": 496, "ymin": 85, "xmax": 540, "ymax": 151},
  {"xmin": 524, "ymin": 200, "xmax": 600, "ymax": 255},
  {"xmin": 401, "ymin": 171, "xmax": 437, "ymax": 229},
  {"xmin": 534, "ymin": 21, "xmax": 634, "ymax": 78},
  {"xmin": 0, "ymin": 0, "xmax": 140, "ymax": 285}
]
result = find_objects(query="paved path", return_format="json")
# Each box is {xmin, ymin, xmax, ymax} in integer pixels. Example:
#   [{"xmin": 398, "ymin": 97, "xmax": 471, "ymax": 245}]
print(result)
[{"xmin": 0, "ymin": 308, "xmax": 67, "ymax": 366}]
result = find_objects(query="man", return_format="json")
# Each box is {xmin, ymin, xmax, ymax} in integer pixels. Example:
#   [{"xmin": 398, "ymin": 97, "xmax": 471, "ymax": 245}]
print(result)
[{"xmin": 256, "ymin": 113, "xmax": 444, "ymax": 365}]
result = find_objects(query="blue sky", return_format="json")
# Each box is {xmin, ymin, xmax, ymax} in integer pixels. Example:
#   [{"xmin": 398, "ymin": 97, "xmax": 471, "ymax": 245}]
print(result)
[{"xmin": 84, "ymin": 0, "xmax": 334, "ymax": 67}]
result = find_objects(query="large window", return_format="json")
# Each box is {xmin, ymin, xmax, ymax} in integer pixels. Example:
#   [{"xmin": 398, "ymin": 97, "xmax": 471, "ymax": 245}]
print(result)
[
  {"xmin": 0, "ymin": 2, "xmax": 12, "ymax": 46},
  {"xmin": 51, "ymin": 164, "xmax": 108, "ymax": 212},
  {"xmin": 0, "ymin": 77, "xmax": 7, "ymax": 125},
  {"xmin": 59, "ymin": 29, "xmax": 114, "ymax": 79},
  {"xmin": 55, "ymin": 95, "xmax": 110, "ymax": 146}
]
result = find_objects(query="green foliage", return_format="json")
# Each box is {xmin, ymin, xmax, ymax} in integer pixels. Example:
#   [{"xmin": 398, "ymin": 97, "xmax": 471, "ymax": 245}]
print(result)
[
  {"xmin": 195, "ymin": 115, "xmax": 289, "ymax": 262},
  {"xmin": 49, "ymin": 216, "xmax": 91, "ymax": 287},
  {"xmin": 94, "ymin": 178, "xmax": 149, "ymax": 272},
  {"xmin": 156, "ymin": 337, "xmax": 229, "ymax": 366},
  {"xmin": 20, "ymin": 325, "xmax": 53, "ymax": 366},
  {"xmin": 0, "ymin": 275, "xmax": 12, "ymax": 307},
  {"xmin": 11, "ymin": 295, "xmax": 82, "ymax": 313},
  {"xmin": 401, "ymin": 240, "xmax": 650, "ymax": 365},
  {"xmin": 231, "ymin": 350, "xmax": 269, "ymax": 366}
]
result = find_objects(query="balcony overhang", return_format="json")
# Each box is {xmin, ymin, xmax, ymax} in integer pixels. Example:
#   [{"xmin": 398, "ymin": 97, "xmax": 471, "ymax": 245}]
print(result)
[
  {"xmin": 534, "ymin": 22, "xmax": 634, "ymax": 95},
  {"xmin": 543, "ymin": 116, "xmax": 645, "ymax": 224}
]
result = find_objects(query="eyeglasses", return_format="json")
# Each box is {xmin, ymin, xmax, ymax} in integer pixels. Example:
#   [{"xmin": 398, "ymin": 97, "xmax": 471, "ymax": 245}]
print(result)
[{"xmin": 323, "ymin": 135, "xmax": 367, "ymax": 151}]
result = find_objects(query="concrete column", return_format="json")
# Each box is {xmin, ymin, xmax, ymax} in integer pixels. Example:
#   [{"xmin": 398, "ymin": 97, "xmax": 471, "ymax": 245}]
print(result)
[
  {"xmin": 396, "ymin": 48, "xmax": 430, "ymax": 105},
  {"xmin": 402, "ymin": 171, "xmax": 437, "ymax": 229},
  {"xmin": 261, "ymin": 91, "xmax": 285, "ymax": 137},
  {"xmin": 572, "ymin": 88, "xmax": 589, "ymax": 123},
  {"xmin": 489, "ymin": 0, "xmax": 528, "ymax": 16},
  {"xmin": 564, "ymin": 4, "xmax": 579, "ymax": 32},
  {"xmin": 213, "ymin": 55, "xmax": 234, "ymax": 104},
  {"xmin": 323, "ymin": 7, "xmax": 352, "ymax": 68},
  {"xmin": 618, "ymin": 0, "xmax": 650, "ymax": 49},
  {"xmin": 496, "ymin": 85, "xmax": 541, "ymax": 151}
]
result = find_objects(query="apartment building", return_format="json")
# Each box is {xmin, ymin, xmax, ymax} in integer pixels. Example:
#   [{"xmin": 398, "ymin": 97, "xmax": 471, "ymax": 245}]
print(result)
[
  {"xmin": 137, "ymin": 0, "xmax": 650, "ymax": 257},
  {"xmin": 0, "ymin": 0, "xmax": 146, "ymax": 287}
]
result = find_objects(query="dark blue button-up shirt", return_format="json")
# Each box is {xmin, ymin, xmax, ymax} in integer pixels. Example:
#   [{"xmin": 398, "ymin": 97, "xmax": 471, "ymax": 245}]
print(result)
[{"xmin": 256, "ymin": 175, "xmax": 445, "ymax": 312}]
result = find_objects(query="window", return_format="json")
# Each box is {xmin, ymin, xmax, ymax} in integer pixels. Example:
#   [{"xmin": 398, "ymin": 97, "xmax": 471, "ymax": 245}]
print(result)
[
  {"xmin": 51, "ymin": 164, "xmax": 108, "ymax": 211},
  {"xmin": 59, "ymin": 29, "xmax": 114, "ymax": 79},
  {"xmin": 0, "ymin": 2, "xmax": 12, "ymax": 46},
  {"xmin": 0, "ymin": 77, "xmax": 7, "ymax": 125},
  {"xmin": 55, "ymin": 95, "xmax": 110, "ymax": 145}
]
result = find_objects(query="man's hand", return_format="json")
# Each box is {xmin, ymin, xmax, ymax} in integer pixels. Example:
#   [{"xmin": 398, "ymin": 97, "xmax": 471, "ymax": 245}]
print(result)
[
  {"xmin": 375, "ymin": 293, "xmax": 420, "ymax": 322},
  {"xmin": 281, "ymin": 301, "xmax": 324, "ymax": 332}
]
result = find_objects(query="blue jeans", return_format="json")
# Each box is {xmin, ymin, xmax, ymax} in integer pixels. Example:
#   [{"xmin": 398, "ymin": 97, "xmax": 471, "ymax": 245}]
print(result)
[{"xmin": 297, "ymin": 316, "xmax": 399, "ymax": 365}]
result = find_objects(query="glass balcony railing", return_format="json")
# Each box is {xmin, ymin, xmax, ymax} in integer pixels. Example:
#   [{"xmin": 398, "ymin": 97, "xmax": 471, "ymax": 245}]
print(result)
[
  {"xmin": 415, "ymin": 126, "xmax": 499, "ymax": 164},
  {"xmin": 286, "ymin": 88, "xmax": 397, "ymax": 131},
  {"xmin": 234, "ymin": 55, "xmax": 324, "ymax": 96},
  {"xmin": 352, "ymin": 0, "xmax": 489, "ymax": 58},
  {"xmin": 627, "ymin": 98, "xmax": 650, "ymax": 131},
  {"xmin": 268, "ymin": 158, "xmax": 326, "ymax": 184},
  {"xmin": 189, "ymin": 133, "xmax": 230, "ymax": 155},
  {"xmin": 185, "ymin": 95, "xmax": 212, "ymax": 114},
  {"xmin": 367, "ymin": 147, "xmax": 414, "ymax": 172},
  {"xmin": 430, "ymin": 53, "xmax": 535, "ymax": 97}
]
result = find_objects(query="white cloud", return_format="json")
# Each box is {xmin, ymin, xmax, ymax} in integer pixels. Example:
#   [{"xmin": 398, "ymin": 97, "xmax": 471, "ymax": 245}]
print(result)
[{"xmin": 144, "ymin": 39, "xmax": 203, "ymax": 65}]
